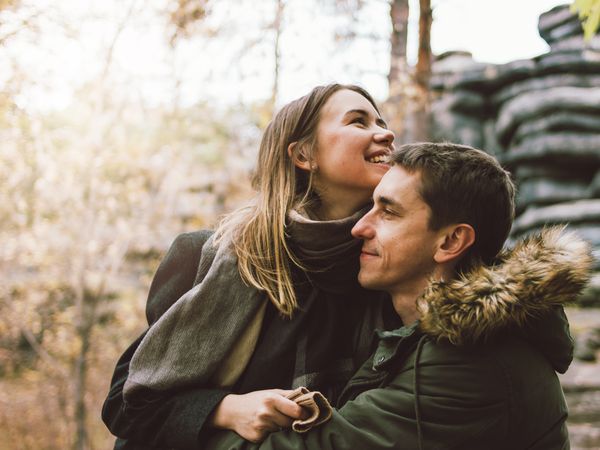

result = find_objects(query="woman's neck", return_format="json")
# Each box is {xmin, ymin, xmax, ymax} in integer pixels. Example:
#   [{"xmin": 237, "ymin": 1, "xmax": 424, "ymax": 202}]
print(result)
[
  {"xmin": 312, "ymin": 193, "xmax": 370, "ymax": 221},
  {"xmin": 313, "ymin": 204, "xmax": 356, "ymax": 221}
]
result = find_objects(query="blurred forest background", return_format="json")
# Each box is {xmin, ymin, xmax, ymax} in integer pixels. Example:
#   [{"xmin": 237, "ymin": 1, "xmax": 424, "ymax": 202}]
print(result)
[{"xmin": 1, "ymin": 0, "xmax": 599, "ymax": 449}]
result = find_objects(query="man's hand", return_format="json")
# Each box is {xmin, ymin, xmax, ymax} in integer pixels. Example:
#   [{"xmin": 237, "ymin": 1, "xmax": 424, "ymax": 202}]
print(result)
[{"xmin": 209, "ymin": 389, "xmax": 308, "ymax": 443}]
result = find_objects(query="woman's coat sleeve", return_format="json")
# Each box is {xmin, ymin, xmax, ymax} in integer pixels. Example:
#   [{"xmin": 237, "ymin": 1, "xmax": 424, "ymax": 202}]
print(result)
[{"xmin": 102, "ymin": 230, "xmax": 229, "ymax": 450}]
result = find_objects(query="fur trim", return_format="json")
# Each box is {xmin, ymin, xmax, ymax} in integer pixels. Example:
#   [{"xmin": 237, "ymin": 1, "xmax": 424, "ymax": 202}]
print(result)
[{"xmin": 417, "ymin": 226, "xmax": 593, "ymax": 345}]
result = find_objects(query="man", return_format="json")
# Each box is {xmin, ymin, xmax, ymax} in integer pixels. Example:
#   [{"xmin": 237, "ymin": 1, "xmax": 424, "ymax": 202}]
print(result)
[{"xmin": 205, "ymin": 142, "xmax": 591, "ymax": 450}]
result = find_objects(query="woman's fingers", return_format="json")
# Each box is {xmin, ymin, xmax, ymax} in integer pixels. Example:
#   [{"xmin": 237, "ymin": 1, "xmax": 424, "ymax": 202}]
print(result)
[
  {"xmin": 271, "ymin": 394, "xmax": 308, "ymax": 420},
  {"xmin": 209, "ymin": 389, "xmax": 310, "ymax": 442},
  {"xmin": 263, "ymin": 411, "xmax": 294, "ymax": 430}
]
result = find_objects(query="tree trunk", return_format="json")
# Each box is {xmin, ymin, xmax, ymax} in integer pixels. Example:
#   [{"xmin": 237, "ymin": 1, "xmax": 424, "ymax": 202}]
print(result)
[
  {"xmin": 270, "ymin": 0, "xmax": 284, "ymax": 112},
  {"xmin": 386, "ymin": 0, "xmax": 410, "ymax": 139},
  {"xmin": 73, "ymin": 322, "xmax": 90, "ymax": 450},
  {"xmin": 73, "ymin": 283, "xmax": 93, "ymax": 450},
  {"xmin": 415, "ymin": 0, "xmax": 432, "ymax": 91},
  {"xmin": 411, "ymin": 0, "xmax": 433, "ymax": 141},
  {"xmin": 72, "ymin": 254, "xmax": 98, "ymax": 450},
  {"xmin": 388, "ymin": 0, "xmax": 409, "ymax": 89}
]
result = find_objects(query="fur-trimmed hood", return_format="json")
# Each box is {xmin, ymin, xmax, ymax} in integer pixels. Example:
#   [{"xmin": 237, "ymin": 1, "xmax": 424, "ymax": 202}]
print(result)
[{"xmin": 418, "ymin": 227, "xmax": 593, "ymax": 349}]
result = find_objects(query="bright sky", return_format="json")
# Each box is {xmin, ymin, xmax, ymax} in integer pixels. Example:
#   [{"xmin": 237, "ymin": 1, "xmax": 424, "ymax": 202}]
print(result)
[
  {"xmin": 1, "ymin": 0, "xmax": 570, "ymax": 112},
  {"xmin": 428, "ymin": 0, "xmax": 567, "ymax": 63}
]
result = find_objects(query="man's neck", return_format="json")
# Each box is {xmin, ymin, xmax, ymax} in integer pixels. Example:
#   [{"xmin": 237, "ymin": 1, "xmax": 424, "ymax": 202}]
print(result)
[
  {"xmin": 390, "ymin": 266, "xmax": 455, "ymax": 326},
  {"xmin": 390, "ymin": 281, "xmax": 429, "ymax": 327}
]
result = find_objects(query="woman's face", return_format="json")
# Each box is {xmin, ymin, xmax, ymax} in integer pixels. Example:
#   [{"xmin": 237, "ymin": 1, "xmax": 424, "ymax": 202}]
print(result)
[{"xmin": 309, "ymin": 89, "xmax": 395, "ymax": 216}]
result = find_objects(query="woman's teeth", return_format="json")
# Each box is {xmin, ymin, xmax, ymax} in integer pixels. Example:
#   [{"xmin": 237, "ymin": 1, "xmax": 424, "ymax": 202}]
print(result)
[{"xmin": 366, "ymin": 155, "xmax": 388, "ymax": 163}]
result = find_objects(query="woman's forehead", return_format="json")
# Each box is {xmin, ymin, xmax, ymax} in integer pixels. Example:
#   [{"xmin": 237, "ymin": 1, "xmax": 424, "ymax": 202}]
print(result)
[{"xmin": 321, "ymin": 89, "xmax": 379, "ymax": 119}]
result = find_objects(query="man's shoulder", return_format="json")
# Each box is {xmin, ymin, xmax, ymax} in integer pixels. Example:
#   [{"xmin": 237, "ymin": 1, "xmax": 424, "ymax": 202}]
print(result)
[
  {"xmin": 420, "ymin": 333, "xmax": 553, "ymax": 374},
  {"xmin": 344, "ymin": 331, "xmax": 568, "ymax": 450},
  {"xmin": 421, "ymin": 334, "xmax": 568, "ymax": 446},
  {"xmin": 411, "ymin": 334, "xmax": 562, "ymax": 400},
  {"xmin": 411, "ymin": 337, "xmax": 509, "ymax": 389}
]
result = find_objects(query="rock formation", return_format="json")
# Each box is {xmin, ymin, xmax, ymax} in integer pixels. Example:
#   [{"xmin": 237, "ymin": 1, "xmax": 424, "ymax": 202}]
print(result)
[{"xmin": 431, "ymin": 4, "xmax": 600, "ymax": 307}]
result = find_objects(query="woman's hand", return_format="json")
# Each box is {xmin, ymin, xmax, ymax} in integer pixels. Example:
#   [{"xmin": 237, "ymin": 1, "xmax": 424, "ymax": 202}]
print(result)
[{"xmin": 209, "ymin": 389, "xmax": 308, "ymax": 443}]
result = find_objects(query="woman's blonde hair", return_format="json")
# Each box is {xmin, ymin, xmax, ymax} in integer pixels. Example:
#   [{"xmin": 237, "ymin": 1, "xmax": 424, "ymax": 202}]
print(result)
[{"xmin": 215, "ymin": 84, "xmax": 380, "ymax": 317}]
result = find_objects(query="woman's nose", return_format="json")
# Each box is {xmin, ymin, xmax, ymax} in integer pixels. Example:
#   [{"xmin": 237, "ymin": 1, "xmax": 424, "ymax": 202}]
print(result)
[{"xmin": 374, "ymin": 127, "xmax": 395, "ymax": 145}]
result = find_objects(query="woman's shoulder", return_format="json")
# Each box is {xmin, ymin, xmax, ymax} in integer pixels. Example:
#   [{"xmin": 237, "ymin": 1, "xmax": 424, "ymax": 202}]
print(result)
[
  {"xmin": 158, "ymin": 230, "xmax": 215, "ymax": 273},
  {"xmin": 169, "ymin": 229, "xmax": 215, "ymax": 254},
  {"xmin": 146, "ymin": 229, "xmax": 215, "ymax": 324}
]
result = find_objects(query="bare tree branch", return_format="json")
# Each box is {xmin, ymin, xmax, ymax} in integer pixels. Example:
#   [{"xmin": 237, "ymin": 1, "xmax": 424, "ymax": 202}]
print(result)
[
  {"xmin": 0, "ymin": 10, "xmax": 41, "ymax": 46},
  {"xmin": 19, "ymin": 326, "xmax": 69, "ymax": 378},
  {"xmin": 100, "ymin": 0, "xmax": 141, "ymax": 81}
]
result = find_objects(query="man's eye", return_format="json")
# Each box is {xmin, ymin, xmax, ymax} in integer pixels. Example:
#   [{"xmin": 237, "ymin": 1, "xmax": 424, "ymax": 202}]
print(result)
[{"xmin": 382, "ymin": 208, "xmax": 395, "ymax": 217}]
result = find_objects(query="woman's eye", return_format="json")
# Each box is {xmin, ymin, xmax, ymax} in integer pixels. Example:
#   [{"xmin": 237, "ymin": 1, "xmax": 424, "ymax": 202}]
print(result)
[{"xmin": 352, "ymin": 117, "xmax": 367, "ymax": 126}]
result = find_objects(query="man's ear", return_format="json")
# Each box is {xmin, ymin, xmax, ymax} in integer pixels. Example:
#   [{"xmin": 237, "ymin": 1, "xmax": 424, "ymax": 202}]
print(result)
[
  {"xmin": 433, "ymin": 224, "xmax": 475, "ymax": 265},
  {"xmin": 288, "ymin": 142, "xmax": 313, "ymax": 172}
]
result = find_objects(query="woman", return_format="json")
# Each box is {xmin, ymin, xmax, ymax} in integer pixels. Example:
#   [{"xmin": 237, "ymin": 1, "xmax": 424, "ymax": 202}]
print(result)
[{"xmin": 102, "ymin": 83, "xmax": 397, "ymax": 449}]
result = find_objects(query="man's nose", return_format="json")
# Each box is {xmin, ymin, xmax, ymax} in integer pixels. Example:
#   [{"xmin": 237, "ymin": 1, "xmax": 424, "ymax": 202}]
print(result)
[{"xmin": 352, "ymin": 213, "xmax": 375, "ymax": 240}]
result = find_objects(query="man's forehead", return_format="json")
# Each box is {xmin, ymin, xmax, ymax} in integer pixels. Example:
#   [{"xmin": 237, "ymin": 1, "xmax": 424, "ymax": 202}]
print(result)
[{"xmin": 375, "ymin": 166, "xmax": 419, "ymax": 201}]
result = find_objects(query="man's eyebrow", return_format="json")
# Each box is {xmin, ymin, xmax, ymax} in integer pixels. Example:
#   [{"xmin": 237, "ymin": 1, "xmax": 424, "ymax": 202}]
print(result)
[
  {"xmin": 344, "ymin": 109, "xmax": 388, "ymax": 128},
  {"xmin": 376, "ymin": 195, "xmax": 403, "ymax": 211}
]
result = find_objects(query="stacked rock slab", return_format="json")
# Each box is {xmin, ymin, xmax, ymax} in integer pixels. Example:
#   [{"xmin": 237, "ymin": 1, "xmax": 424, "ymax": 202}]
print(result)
[{"xmin": 431, "ymin": 4, "xmax": 600, "ymax": 306}]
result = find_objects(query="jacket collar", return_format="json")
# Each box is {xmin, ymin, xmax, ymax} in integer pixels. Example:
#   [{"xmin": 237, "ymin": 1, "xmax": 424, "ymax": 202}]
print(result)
[{"xmin": 373, "ymin": 323, "xmax": 419, "ymax": 371}]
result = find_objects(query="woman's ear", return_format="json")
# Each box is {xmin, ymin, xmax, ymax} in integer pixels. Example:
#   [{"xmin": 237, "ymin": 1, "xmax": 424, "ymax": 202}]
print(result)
[
  {"xmin": 288, "ymin": 142, "xmax": 313, "ymax": 172},
  {"xmin": 433, "ymin": 224, "xmax": 475, "ymax": 265}
]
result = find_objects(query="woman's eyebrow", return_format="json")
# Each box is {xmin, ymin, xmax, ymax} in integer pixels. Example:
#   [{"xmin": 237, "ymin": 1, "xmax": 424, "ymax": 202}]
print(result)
[
  {"xmin": 344, "ymin": 109, "xmax": 388, "ymax": 128},
  {"xmin": 376, "ymin": 117, "xmax": 388, "ymax": 128}
]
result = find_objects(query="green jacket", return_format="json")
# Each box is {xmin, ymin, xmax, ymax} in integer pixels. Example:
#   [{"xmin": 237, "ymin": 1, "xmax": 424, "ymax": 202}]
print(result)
[{"xmin": 206, "ymin": 228, "xmax": 591, "ymax": 450}]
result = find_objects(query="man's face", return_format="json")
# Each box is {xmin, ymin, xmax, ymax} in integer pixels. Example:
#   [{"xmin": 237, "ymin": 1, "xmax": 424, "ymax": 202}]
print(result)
[{"xmin": 351, "ymin": 166, "xmax": 442, "ymax": 295}]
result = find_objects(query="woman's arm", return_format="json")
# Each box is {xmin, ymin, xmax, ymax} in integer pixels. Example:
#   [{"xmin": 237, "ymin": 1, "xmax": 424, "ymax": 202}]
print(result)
[
  {"xmin": 102, "ymin": 334, "xmax": 230, "ymax": 449},
  {"xmin": 102, "ymin": 335, "xmax": 304, "ymax": 448},
  {"xmin": 103, "ymin": 231, "xmax": 228, "ymax": 448},
  {"xmin": 102, "ymin": 231, "xmax": 304, "ymax": 448}
]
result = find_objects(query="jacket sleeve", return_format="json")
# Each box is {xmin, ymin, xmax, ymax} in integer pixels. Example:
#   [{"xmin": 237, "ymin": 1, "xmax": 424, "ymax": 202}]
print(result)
[
  {"xmin": 204, "ymin": 347, "xmax": 509, "ymax": 450},
  {"xmin": 102, "ymin": 333, "xmax": 229, "ymax": 449},
  {"xmin": 102, "ymin": 230, "xmax": 230, "ymax": 449}
]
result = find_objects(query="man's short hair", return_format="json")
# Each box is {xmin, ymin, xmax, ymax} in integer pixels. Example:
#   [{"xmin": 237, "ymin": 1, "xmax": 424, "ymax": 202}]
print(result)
[{"xmin": 391, "ymin": 142, "xmax": 516, "ymax": 271}]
